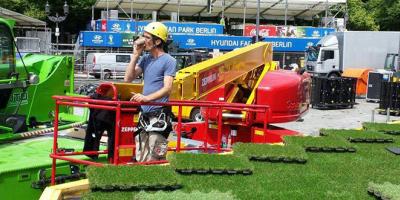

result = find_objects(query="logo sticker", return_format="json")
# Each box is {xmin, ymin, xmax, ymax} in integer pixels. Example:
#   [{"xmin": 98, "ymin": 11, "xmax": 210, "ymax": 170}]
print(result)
[
  {"xmin": 186, "ymin": 38, "xmax": 196, "ymax": 46},
  {"xmin": 111, "ymin": 23, "xmax": 122, "ymax": 32},
  {"xmin": 92, "ymin": 35, "xmax": 103, "ymax": 44}
]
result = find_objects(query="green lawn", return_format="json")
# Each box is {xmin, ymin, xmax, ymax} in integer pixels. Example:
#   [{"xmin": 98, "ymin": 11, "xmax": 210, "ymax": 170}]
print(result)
[
  {"xmin": 83, "ymin": 126, "xmax": 400, "ymax": 200},
  {"xmin": 176, "ymin": 138, "xmax": 400, "ymax": 199}
]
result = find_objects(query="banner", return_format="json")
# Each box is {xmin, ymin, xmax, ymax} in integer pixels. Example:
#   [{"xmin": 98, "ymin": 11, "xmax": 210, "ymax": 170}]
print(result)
[
  {"xmin": 107, "ymin": 20, "xmax": 135, "ymax": 32},
  {"xmin": 96, "ymin": 20, "xmax": 224, "ymax": 35},
  {"xmin": 95, "ymin": 20, "xmax": 101, "ymax": 31},
  {"xmin": 243, "ymin": 25, "xmax": 277, "ymax": 37},
  {"xmin": 261, "ymin": 37, "xmax": 320, "ymax": 52},
  {"xmin": 138, "ymin": 21, "xmax": 224, "ymax": 34},
  {"xmin": 276, "ymin": 26, "xmax": 288, "ymax": 37},
  {"xmin": 80, "ymin": 31, "xmax": 321, "ymax": 52},
  {"xmin": 101, "ymin": 20, "xmax": 107, "ymax": 32},
  {"xmin": 121, "ymin": 33, "xmax": 136, "ymax": 47},
  {"xmin": 79, "ymin": 31, "xmax": 122, "ymax": 47},
  {"xmin": 171, "ymin": 34, "xmax": 252, "ymax": 50},
  {"xmin": 295, "ymin": 27, "xmax": 306, "ymax": 37},
  {"xmin": 304, "ymin": 27, "xmax": 335, "ymax": 38}
]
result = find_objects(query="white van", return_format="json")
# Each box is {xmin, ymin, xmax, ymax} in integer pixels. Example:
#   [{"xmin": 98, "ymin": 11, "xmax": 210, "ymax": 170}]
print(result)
[{"xmin": 86, "ymin": 53, "xmax": 132, "ymax": 79}]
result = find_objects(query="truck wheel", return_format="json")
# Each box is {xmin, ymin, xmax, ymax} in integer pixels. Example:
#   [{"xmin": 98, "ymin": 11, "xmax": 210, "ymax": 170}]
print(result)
[
  {"xmin": 94, "ymin": 74, "xmax": 100, "ymax": 79},
  {"xmin": 328, "ymin": 72, "xmax": 340, "ymax": 78},
  {"xmin": 103, "ymin": 70, "xmax": 111, "ymax": 79},
  {"xmin": 190, "ymin": 108, "xmax": 204, "ymax": 122}
]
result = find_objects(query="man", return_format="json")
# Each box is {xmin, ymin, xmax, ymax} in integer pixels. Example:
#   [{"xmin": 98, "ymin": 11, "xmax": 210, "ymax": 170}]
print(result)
[{"xmin": 124, "ymin": 22, "xmax": 176, "ymax": 162}]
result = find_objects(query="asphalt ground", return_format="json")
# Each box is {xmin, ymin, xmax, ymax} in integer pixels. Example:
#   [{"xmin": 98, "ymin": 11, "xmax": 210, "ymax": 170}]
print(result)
[
  {"xmin": 275, "ymin": 98, "xmax": 400, "ymax": 136},
  {"xmin": 75, "ymin": 75, "xmax": 400, "ymax": 137}
]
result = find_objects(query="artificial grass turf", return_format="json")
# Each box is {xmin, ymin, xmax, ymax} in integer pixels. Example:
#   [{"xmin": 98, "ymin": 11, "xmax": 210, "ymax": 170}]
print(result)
[
  {"xmin": 134, "ymin": 190, "xmax": 237, "ymax": 200},
  {"xmin": 368, "ymin": 182, "xmax": 400, "ymax": 200},
  {"xmin": 167, "ymin": 152, "xmax": 253, "ymax": 175},
  {"xmin": 232, "ymin": 142, "xmax": 308, "ymax": 163},
  {"xmin": 82, "ymin": 191, "xmax": 133, "ymax": 200},
  {"xmin": 82, "ymin": 190, "xmax": 237, "ymax": 200},
  {"xmin": 86, "ymin": 165, "xmax": 180, "ymax": 191},
  {"xmin": 175, "ymin": 136, "xmax": 400, "ymax": 199},
  {"xmin": 85, "ymin": 132, "xmax": 400, "ymax": 199},
  {"xmin": 363, "ymin": 122, "xmax": 400, "ymax": 135},
  {"xmin": 320, "ymin": 129, "xmax": 395, "ymax": 143},
  {"xmin": 284, "ymin": 135, "xmax": 357, "ymax": 152}
]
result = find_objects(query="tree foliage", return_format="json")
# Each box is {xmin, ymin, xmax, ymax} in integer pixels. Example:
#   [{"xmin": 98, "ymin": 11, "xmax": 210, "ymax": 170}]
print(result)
[
  {"xmin": 0, "ymin": 0, "xmax": 399, "ymax": 33},
  {"xmin": 347, "ymin": 0, "xmax": 379, "ymax": 30},
  {"xmin": 347, "ymin": 0, "xmax": 400, "ymax": 31},
  {"xmin": 0, "ymin": 0, "xmax": 96, "ymax": 42},
  {"xmin": 373, "ymin": 0, "xmax": 400, "ymax": 31}
]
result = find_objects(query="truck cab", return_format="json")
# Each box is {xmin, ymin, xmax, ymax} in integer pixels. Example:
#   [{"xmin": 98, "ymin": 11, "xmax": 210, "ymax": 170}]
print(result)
[
  {"xmin": 385, "ymin": 53, "xmax": 399, "ymax": 71},
  {"xmin": 305, "ymin": 34, "xmax": 340, "ymax": 77},
  {"xmin": 0, "ymin": 19, "xmax": 16, "ymax": 81}
]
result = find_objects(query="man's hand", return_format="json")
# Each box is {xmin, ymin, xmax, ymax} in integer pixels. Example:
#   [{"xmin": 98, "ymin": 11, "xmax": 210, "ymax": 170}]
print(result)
[
  {"xmin": 130, "ymin": 92, "xmax": 150, "ymax": 103},
  {"xmin": 133, "ymin": 37, "xmax": 145, "ymax": 56}
]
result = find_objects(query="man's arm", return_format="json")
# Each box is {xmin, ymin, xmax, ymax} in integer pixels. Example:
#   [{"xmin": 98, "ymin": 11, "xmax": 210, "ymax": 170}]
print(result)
[
  {"xmin": 124, "ymin": 55, "xmax": 142, "ymax": 82},
  {"xmin": 124, "ymin": 40, "xmax": 145, "ymax": 82},
  {"xmin": 130, "ymin": 75, "xmax": 174, "ymax": 102}
]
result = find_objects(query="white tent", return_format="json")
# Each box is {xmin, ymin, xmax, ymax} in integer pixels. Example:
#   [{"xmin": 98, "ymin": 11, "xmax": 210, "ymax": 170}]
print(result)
[
  {"xmin": 94, "ymin": 0, "xmax": 346, "ymax": 20},
  {"xmin": 0, "ymin": 7, "xmax": 46, "ymax": 27}
]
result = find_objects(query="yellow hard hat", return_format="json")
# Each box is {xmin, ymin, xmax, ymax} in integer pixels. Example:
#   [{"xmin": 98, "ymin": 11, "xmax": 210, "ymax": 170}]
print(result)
[{"xmin": 144, "ymin": 22, "xmax": 168, "ymax": 42}]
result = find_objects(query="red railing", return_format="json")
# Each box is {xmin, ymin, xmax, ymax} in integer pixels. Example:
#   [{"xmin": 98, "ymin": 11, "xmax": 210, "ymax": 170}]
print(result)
[{"xmin": 50, "ymin": 86, "xmax": 271, "ymax": 185}]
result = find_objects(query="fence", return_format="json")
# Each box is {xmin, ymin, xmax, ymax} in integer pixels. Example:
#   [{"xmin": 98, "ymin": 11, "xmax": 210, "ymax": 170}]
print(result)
[
  {"xmin": 50, "ymin": 88, "xmax": 271, "ymax": 184},
  {"xmin": 15, "ymin": 37, "xmax": 41, "ymax": 53}
]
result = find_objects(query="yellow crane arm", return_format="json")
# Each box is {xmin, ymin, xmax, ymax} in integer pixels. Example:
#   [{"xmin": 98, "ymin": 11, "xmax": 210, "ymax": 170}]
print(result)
[{"xmin": 171, "ymin": 42, "xmax": 273, "ymax": 100}]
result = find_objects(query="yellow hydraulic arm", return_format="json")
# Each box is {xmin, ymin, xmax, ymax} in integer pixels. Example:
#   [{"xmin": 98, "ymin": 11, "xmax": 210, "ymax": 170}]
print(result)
[
  {"xmin": 170, "ymin": 42, "xmax": 274, "ymax": 100},
  {"xmin": 111, "ymin": 42, "xmax": 274, "ymax": 120}
]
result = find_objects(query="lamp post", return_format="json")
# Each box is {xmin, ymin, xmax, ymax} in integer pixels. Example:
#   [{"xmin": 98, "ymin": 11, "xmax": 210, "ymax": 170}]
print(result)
[
  {"xmin": 45, "ymin": 1, "xmax": 69, "ymax": 53},
  {"xmin": 255, "ymin": 0, "xmax": 259, "ymax": 42}
]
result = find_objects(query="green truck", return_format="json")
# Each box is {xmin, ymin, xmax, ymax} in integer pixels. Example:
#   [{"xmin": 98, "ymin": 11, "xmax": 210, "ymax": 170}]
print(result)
[{"xmin": 0, "ymin": 18, "xmax": 91, "ymax": 200}]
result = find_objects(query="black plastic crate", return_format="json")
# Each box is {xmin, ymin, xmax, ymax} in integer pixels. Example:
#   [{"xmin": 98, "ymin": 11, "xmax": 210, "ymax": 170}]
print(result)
[
  {"xmin": 311, "ymin": 77, "xmax": 356, "ymax": 109},
  {"xmin": 379, "ymin": 82, "xmax": 400, "ymax": 112}
]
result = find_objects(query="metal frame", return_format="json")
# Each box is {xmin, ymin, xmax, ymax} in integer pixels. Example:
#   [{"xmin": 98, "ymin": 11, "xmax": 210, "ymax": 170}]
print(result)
[
  {"xmin": 93, "ymin": 0, "xmax": 346, "ymax": 20},
  {"xmin": 50, "ymin": 82, "xmax": 270, "ymax": 185}
]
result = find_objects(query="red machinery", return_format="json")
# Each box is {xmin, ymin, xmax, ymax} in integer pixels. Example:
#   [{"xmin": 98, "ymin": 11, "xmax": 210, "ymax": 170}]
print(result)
[
  {"xmin": 49, "ymin": 42, "xmax": 311, "ymax": 184},
  {"xmin": 50, "ymin": 82, "xmax": 273, "ymax": 184},
  {"xmin": 183, "ymin": 70, "xmax": 310, "ymax": 145}
]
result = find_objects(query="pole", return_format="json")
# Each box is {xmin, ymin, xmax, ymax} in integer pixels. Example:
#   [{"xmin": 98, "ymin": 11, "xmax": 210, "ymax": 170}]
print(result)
[
  {"xmin": 284, "ymin": 0, "xmax": 288, "ymax": 27},
  {"xmin": 283, "ymin": 0, "xmax": 288, "ymax": 69},
  {"xmin": 242, "ymin": 0, "xmax": 246, "ymax": 36},
  {"xmin": 371, "ymin": 109, "xmax": 375, "ymax": 122},
  {"xmin": 106, "ymin": 0, "xmax": 109, "ymax": 20},
  {"xmin": 55, "ymin": 13, "xmax": 59, "ymax": 53},
  {"xmin": 92, "ymin": 6, "xmax": 94, "ymax": 21},
  {"xmin": 130, "ymin": 0, "xmax": 133, "ymax": 20},
  {"xmin": 178, "ymin": 0, "xmax": 181, "ymax": 22},
  {"xmin": 91, "ymin": 6, "xmax": 95, "ymax": 31},
  {"xmin": 56, "ymin": 22, "xmax": 58, "ymax": 53},
  {"xmin": 46, "ymin": 2, "xmax": 67, "ymax": 55},
  {"xmin": 256, "ymin": 0, "xmax": 260, "ymax": 42},
  {"xmin": 325, "ymin": 0, "xmax": 328, "ymax": 27},
  {"xmin": 222, "ymin": 0, "xmax": 225, "ymax": 18},
  {"xmin": 344, "ymin": 1, "xmax": 348, "ymax": 30}
]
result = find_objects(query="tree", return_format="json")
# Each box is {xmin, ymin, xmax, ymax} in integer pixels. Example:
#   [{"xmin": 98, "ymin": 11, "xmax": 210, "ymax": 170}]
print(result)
[
  {"xmin": 373, "ymin": 0, "xmax": 400, "ymax": 31},
  {"xmin": 347, "ymin": 0, "xmax": 380, "ymax": 30},
  {"xmin": 0, "ymin": 0, "xmax": 96, "ymax": 42}
]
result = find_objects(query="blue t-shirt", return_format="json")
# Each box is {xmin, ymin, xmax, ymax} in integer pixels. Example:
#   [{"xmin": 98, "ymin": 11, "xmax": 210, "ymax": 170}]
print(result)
[{"xmin": 138, "ymin": 53, "xmax": 176, "ymax": 113}]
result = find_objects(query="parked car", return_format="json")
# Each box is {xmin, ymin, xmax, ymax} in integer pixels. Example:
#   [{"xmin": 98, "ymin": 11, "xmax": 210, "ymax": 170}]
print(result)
[{"xmin": 87, "ymin": 53, "xmax": 132, "ymax": 79}]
